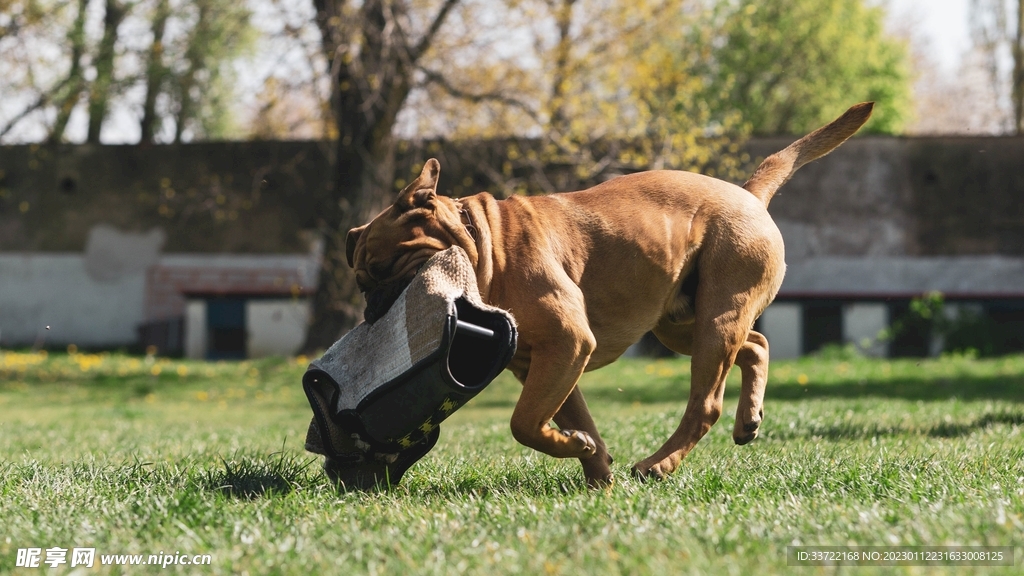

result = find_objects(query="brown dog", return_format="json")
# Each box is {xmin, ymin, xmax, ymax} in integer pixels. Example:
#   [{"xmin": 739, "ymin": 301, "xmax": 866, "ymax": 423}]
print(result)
[{"xmin": 346, "ymin": 103, "xmax": 874, "ymax": 487}]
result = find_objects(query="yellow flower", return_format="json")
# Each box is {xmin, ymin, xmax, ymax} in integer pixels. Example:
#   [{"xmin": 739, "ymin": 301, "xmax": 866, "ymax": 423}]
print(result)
[{"xmin": 797, "ymin": 373, "xmax": 809, "ymax": 385}]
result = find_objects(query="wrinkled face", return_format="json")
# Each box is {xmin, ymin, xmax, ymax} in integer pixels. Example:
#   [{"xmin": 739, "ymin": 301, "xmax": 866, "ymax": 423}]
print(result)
[{"xmin": 346, "ymin": 158, "xmax": 463, "ymax": 322}]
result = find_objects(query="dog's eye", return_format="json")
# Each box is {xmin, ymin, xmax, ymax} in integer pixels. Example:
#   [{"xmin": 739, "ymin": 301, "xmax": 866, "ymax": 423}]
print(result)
[{"xmin": 367, "ymin": 256, "xmax": 400, "ymax": 283}]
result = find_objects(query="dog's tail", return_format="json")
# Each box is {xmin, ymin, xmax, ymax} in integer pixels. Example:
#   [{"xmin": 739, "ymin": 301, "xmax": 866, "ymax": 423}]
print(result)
[{"xmin": 742, "ymin": 102, "xmax": 874, "ymax": 206}]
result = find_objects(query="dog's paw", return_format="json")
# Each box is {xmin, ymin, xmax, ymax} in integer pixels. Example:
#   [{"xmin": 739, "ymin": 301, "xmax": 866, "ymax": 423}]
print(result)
[
  {"xmin": 559, "ymin": 429, "xmax": 597, "ymax": 457},
  {"xmin": 630, "ymin": 464, "xmax": 666, "ymax": 482},
  {"xmin": 733, "ymin": 408, "xmax": 764, "ymax": 446},
  {"xmin": 631, "ymin": 453, "xmax": 682, "ymax": 482}
]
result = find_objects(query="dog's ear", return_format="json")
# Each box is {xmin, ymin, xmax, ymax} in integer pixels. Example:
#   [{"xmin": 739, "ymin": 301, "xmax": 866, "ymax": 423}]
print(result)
[
  {"xmin": 396, "ymin": 158, "xmax": 440, "ymax": 211},
  {"xmin": 346, "ymin": 224, "xmax": 367, "ymax": 268}
]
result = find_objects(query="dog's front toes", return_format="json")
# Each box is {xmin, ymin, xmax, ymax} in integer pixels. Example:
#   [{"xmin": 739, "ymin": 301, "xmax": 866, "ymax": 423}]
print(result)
[
  {"xmin": 630, "ymin": 462, "xmax": 670, "ymax": 482},
  {"xmin": 733, "ymin": 419, "xmax": 760, "ymax": 445},
  {"xmin": 630, "ymin": 464, "xmax": 665, "ymax": 482},
  {"xmin": 733, "ymin": 408, "xmax": 764, "ymax": 445},
  {"xmin": 560, "ymin": 429, "xmax": 597, "ymax": 457},
  {"xmin": 631, "ymin": 454, "xmax": 682, "ymax": 482}
]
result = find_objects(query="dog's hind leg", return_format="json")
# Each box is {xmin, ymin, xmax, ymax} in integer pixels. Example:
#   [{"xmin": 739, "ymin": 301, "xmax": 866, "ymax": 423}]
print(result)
[
  {"xmin": 632, "ymin": 309, "xmax": 752, "ymax": 480},
  {"xmin": 633, "ymin": 246, "xmax": 779, "ymax": 480},
  {"xmin": 649, "ymin": 320, "xmax": 770, "ymax": 447},
  {"xmin": 552, "ymin": 385, "xmax": 614, "ymax": 488},
  {"xmin": 733, "ymin": 330, "xmax": 769, "ymax": 445}
]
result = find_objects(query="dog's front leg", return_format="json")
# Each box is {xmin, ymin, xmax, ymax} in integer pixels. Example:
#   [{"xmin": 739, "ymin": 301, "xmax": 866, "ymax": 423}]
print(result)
[
  {"xmin": 553, "ymin": 385, "xmax": 614, "ymax": 488},
  {"xmin": 509, "ymin": 310, "xmax": 599, "ymax": 461}
]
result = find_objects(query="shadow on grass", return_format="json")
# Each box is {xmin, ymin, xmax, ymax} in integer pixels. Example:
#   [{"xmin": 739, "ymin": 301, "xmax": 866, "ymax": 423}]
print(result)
[
  {"xmin": 768, "ymin": 410, "xmax": 1024, "ymax": 441},
  {"xmin": 573, "ymin": 375, "xmax": 1024, "ymax": 406},
  {"xmin": 202, "ymin": 452, "xmax": 314, "ymax": 499},
  {"xmin": 766, "ymin": 377, "xmax": 1024, "ymax": 403},
  {"xmin": 928, "ymin": 411, "xmax": 1024, "ymax": 437}
]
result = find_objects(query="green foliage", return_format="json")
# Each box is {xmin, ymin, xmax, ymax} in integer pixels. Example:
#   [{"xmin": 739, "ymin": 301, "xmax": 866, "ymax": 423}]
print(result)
[
  {"xmin": 882, "ymin": 292, "xmax": 1024, "ymax": 357},
  {"xmin": 169, "ymin": 0, "xmax": 257, "ymax": 141},
  {"xmin": 811, "ymin": 342, "xmax": 864, "ymax": 361},
  {"xmin": 701, "ymin": 0, "xmax": 912, "ymax": 135},
  {"xmin": 1, "ymin": 352, "xmax": 1023, "ymax": 573}
]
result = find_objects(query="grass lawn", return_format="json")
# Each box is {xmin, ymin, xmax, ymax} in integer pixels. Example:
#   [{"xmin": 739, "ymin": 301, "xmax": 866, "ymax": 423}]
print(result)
[{"xmin": 1, "ymin": 349, "xmax": 1022, "ymax": 574}]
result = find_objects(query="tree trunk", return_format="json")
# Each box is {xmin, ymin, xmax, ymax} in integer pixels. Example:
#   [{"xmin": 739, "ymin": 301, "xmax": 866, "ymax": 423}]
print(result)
[
  {"xmin": 48, "ymin": 0, "xmax": 89, "ymax": 144},
  {"xmin": 548, "ymin": 0, "xmax": 578, "ymax": 135},
  {"xmin": 300, "ymin": 0, "xmax": 458, "ymax": 352},
  {"xmin": 87, "ymin": 0, "xmax": 127, "ymax": 143},
  {"xmin": 140, "ymin": 0, "xmax": 170, "ymax": 144},
  {"xmin": 1013, "ymin": 0, "xmax": 1024, "ymax": 135},
  {"xmin": 174, "ymin": 2, "xmax": 211, "ymax": 143},
  {"xmin": 301, "ymin": 150, "xmax": 397, "ymax": 350}
]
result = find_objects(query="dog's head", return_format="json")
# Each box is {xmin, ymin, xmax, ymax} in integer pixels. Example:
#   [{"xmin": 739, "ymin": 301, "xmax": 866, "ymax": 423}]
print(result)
[{"xmin": 346, "ymin": 158, "xmax": 471, "ymax": 322}]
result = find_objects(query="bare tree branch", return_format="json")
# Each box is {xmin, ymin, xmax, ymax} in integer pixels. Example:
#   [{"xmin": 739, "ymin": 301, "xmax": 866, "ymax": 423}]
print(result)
[
  {"xmin": 0, "ymin": 88, "xmax": 59, "ymax": 139},
  {"xmin": 412, "ymin": 0, "xmax": 460, "ymax": 62},
  {"xmin": 418, "ymin": 66, "xmax": 543, "ymax": 124}
]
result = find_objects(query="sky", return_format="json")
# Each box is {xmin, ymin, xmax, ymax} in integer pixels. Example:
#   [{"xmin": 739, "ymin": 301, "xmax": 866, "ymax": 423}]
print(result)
[
  {"xmin": 0, "ymin": 0, "xmax": 983, "ymax": 144},
  {"xmin": 888, "ymin": 0, "xmax": 973, "ymax": 72}
]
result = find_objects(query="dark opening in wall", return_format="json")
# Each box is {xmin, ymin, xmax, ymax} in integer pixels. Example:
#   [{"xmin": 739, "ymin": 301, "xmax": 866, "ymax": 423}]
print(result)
[
  {"xmin": 984, "ymin": 301, "xmax": 1024, "ymax": 354},
  {"xmin": 206, "ymin": 297, "xmax": 246, "ymax": 359},
  {"xmin": 942, "ymin": 300, "xmax": 1024, "ymax": 357},
  {"xmin": 59, "ymin": 177, "xmax": 77, "ymax": 195},
  {"xmin": 802, "ymin": 301, "xmax": 843, "ymax": 354},
  {"xmin": 137, "ymin": 317, "xmax": 184, "ymax": 357}
]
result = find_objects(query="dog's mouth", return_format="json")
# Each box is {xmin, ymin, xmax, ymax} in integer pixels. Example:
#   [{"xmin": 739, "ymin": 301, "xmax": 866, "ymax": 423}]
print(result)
[{"xmin": 363, "ymin": 276, "xmax": 415, "ymax": 324}]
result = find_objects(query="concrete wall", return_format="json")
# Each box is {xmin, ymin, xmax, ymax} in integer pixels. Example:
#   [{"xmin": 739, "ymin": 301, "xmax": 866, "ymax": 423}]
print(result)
[
  {"xmin": 4, "ymin": 137, "xmax": 1024, "ymax": 357},
  {"xmin": 778, "ymin": 256, "xmax": 1024, "ymax": 298},
  {"xmin": 184, "ymin": 300, "xmax": 206, "ymax": 359},
  {"xmin": 1, "ymin": 242, "xmax": 317, "ymax": 352},
  {"xmin": 0, "ymin": 253, "xmax": 146, "ymax": 348},
  {"xmin": 759, "ymin": 303, "xmax": 802, "ymax": 359},
  {"xmin": 842, "ymin": 303, "xmax": 889, "ymax": 357},
  {"xmin": 246, "ymin": 300, "xmax": 310, "ymax": 358}
]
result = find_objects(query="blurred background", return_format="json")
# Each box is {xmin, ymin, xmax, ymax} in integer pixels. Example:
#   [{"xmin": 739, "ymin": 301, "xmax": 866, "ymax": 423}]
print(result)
[{"xmin": 1, "ymin": 0, "xmax": 1022, "ymax": 360}]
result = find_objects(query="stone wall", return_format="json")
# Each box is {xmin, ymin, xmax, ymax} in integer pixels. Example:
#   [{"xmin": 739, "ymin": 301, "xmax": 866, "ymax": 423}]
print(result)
[
  {"xmin": 748, "ymin": 136, "xmax": 1024, "ymax": 260},
  {"xmin": 3, "ymin": 135, "xmax": 1023, "ymax": 257}
]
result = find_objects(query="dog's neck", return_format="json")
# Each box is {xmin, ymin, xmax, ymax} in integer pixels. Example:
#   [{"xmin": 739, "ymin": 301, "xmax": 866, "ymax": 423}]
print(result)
[
  {"xmin": 453, "ymin": 196, "xmax": 496, "ymax": 304},
  {"xmin": 458, "ymin": 204, "xmax": 477, "ymax": 242}
]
